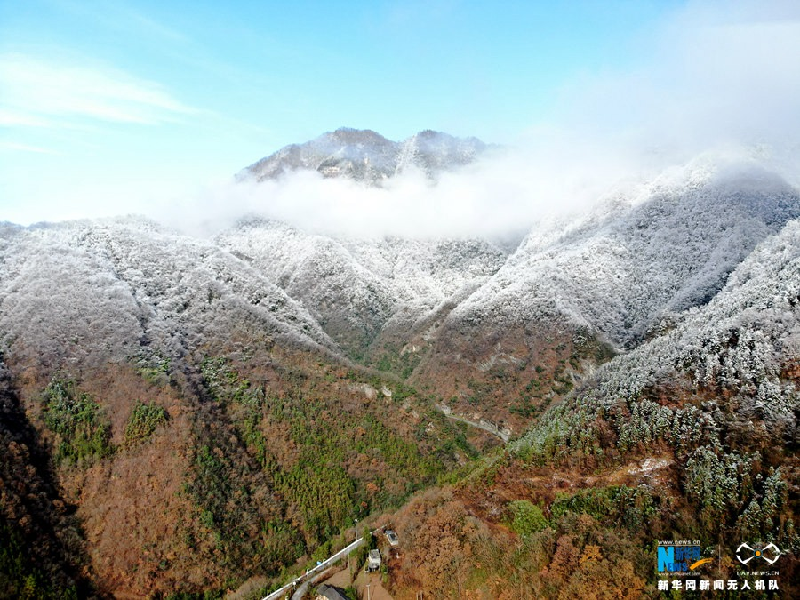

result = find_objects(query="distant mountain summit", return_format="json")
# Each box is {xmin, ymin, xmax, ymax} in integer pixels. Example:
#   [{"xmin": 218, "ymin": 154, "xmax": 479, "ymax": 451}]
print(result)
[{"xmin": 242, "ymin": 128, "xmax": 487, "ymax": 184}]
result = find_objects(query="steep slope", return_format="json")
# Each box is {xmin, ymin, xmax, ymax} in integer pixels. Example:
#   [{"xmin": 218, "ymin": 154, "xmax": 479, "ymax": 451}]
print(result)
[
  {"xmin": 394, "ymin": 130, "xmax": 487, "ymax": 178},
  {"xmin": 215, "ymin": 219, "xmax": 396, "ymax": 358},
  {"xmin": 0, "ymin": 217, "xmax": 339, "ymax": 378},
  {"xmin": 459, "ymin": 163, "xmax": 799, "ymax": 348},
  {"xmin": 574, "ymin": 214, "xmax": 800, "ymax": 453},
  {"xmin": 243, "ymin": 128, "xmax": 486, "ymax": 184},
  {"xmin": 507, "ymin": 213, "xmax": 800, "ymax": 592},
  {"xmin": 516, "ymin": 213, "xmax": 800, "ymax": 459},
  {"xmin": 216, "ymin": 219, "xmax": 508, "ymax": 360},
  {"xmin": 0, "ymin": 217, "xmax": 487, "ymax": 597},
  {"xmin": 0, "ymin": 357, "xmax": 94, "ymax": 599},
  {"xmin": 382, "ymin": 214, "xmax": 800, "ymax": 600},
  {"xmin": 414, "ymin": 163, "xmax": 800, "ymax": 434}
]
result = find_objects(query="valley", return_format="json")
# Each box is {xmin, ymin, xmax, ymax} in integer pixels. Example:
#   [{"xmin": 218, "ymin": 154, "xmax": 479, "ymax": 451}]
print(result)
[{"xmin": 0, "ymin": 131, "xmax": 797, "ymax": 599}]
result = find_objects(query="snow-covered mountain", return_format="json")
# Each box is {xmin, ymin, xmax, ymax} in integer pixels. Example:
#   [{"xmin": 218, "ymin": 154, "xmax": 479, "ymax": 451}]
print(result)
[
  {"xmin": 396, "ymin": 160, "xmax": 796, "ymax": 433},
  {"xmin": 595, "ymin": 214, "xmax": 800, "ymax": 427},
  {"xmin": 3, "ymin": 144, "xmax": 798, "ymax": 426},
  {"xmin": 242, "ymin": 128, "xmax": 487, "ymax": 184},
  {"xmin": 215, "ymin": 219, "xmax": 508, "ymax": 358},
  {"xmin": 0, "ymin": 217, "xmax": 340, "ymax": 378},
  {"xmin": 442, "ymin": 162, "xmax": 800, "ymax": 347},
  {"xmin": 1, "ymin": 132, "xmax": 799, "ymax": 598},
  {"xmin": 515, "ymin": 213, "xmax": 800, "ymax": 456}
]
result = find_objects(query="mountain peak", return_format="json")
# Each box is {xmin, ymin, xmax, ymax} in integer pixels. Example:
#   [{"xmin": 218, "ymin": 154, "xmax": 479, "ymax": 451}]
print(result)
[
  {"xmin": 328, "ymin": 127, "xmax": 387, "ymax": 142},
  {"xmin": 242, "ymin": 128, "xmax": 487, "ymax": 184}
]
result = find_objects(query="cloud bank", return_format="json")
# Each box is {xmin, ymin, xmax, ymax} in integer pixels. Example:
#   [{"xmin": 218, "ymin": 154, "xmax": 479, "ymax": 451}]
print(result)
[
  {"xmin": 160, "ymin": 139, "xmax": 639, "ymax": 240},
  {"xmin": 153, "ymin": 0, "xmax": 799, "ymax": 240}
]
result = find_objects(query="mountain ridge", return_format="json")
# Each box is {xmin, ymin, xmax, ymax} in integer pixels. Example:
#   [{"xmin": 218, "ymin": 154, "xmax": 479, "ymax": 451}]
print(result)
[
  {"xmin": 0, "ymin": 132, "xmax": 797, "ymax": 597},
  {"xmin": 241, "ymin": 127, "xmax": 488, "ymax": 184}
]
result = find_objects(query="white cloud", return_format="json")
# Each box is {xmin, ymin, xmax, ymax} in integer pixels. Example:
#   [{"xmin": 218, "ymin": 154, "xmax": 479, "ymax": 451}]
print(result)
[
  {"xmin": 0, "ymin": 52, "xmax": 197, "ymax": 126},
  {"xmin": 553, "ymin": 0, "xmax": 800, "ymax": 160},
  {"xmin": 7, "ymin": 0, "xmax": 799, "ymax": 236},
  {"xmin": 160, "ymin": 0, "xmax": 800, "ymax": 240},
  {"xmin": 156, "ymin": 141, "xmax": 638, "ymax": 240}
]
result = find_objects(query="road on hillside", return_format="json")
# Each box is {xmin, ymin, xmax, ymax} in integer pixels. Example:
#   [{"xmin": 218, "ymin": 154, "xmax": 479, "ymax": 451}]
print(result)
[
  {"xmin": 262, "ymin": 527, "xmax": 385, "ymax": 600},
  {"xmin": 435, "ymin": 403, "xmax": 510, "ymax": 442}
]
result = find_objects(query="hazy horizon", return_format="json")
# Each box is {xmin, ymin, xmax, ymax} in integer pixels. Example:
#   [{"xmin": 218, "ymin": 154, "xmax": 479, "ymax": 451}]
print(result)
[{"xmin": 2, "ymin": 0, "xmax": 799, "ymax": 236}]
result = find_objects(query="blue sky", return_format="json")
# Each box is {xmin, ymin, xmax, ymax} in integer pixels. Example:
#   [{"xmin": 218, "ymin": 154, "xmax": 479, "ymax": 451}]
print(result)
[{"xmin": 1, "ymin": 0, "xmax": 798, "ymax": 227}]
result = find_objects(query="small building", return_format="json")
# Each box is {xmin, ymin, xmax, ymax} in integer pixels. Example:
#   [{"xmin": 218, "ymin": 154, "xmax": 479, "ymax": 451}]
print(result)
[
  {"xmin": 366, "ymin": 548, "xmax": 381, "ymax": 572},
  {"xmin": 316, "ymin": 583, "xmax": 349, "ymax": 600},
  {"xmin": 386, "ymin": 530, "xmax": 399, "ymax": 547}
]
